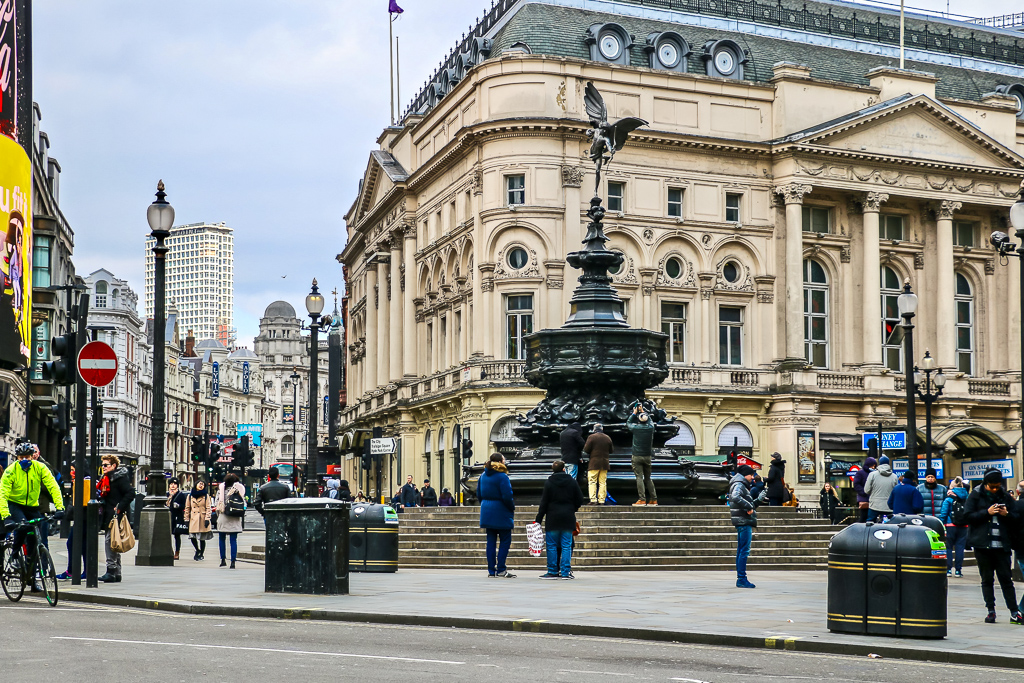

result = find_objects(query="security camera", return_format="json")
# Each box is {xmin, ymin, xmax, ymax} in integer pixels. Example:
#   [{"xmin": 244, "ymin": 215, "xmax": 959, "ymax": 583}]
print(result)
[{"xmin": 991, "ymin": 230, "xmax": 1013, "ymax": 253}]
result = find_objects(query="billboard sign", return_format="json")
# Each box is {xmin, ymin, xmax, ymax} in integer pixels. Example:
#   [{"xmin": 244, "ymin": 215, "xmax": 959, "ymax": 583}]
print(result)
[
  {"xmin": 236, "ymin": 423, "xmax": 262, "ymax": 447},
  {"xmin": 283, "ymin": 404, "xmax": 294, "ymax": 424},
  {"xmin": 962, "ymin": 459, "xmax": 1014, "ymax": 481},
  {"xmin": 242, "ymin": 361, "xmax": 250, "ymax": 394},
  {"xmin": 211, "ymin": 361, "xmax": 220, "ymax": 397},
  {"xmin": 892, "ymin": 458, "xmax": 944, "ymax": 480},
  {"xmin": 861, "ymin": 432, "xmax": 906, "ymax": 451}
]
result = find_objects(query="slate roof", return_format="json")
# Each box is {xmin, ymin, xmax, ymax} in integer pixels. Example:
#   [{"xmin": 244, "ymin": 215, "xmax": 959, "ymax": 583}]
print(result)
[
  {"xmin": 489, "ymin": 2, "xmax": 1022, "ymax": 103},
  {"xmin": 370, "ymin": 151, "xmax": 409, "ymax": 183}
]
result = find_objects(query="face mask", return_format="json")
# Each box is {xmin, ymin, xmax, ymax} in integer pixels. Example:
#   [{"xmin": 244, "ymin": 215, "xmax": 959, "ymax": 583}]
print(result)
[{"xmin": 19, "ymin": 459, "xmax": 32, "ymax": 472}]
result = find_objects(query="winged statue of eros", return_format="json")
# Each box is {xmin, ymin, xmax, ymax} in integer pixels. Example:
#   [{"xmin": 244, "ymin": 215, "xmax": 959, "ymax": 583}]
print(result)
[{"xmin": 584, "ymin": 81, "xmax": 647, "ymax": 163}]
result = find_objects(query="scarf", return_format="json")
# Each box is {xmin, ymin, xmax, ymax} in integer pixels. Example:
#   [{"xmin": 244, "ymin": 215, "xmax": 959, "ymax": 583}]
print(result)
[{"xmin": 190, "ymin": 484, "xmax": 209, "ymax": 498}]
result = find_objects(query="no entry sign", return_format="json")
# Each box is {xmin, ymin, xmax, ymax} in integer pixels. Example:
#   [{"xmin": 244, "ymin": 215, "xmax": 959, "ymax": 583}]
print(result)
[{"xmin": 78, "ymin": 341, "xmax": 118, "ymax": 387}]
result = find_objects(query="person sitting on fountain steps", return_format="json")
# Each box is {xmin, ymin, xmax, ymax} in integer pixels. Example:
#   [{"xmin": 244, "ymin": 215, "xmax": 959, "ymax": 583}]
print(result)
[{"xmin": 626, "ymin": 405, "xmax": 656, "ymax": 506}]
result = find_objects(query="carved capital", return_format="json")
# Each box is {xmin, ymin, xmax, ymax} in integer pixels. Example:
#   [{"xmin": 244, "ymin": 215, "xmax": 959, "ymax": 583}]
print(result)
[
  {"xmin": 774, "ymin": 184, "xmax": 812, "ymax": 205},
  {"xmin": 561, "ymin": 165, "xmax": 585, "ymax": 188},
  {"xmin": 938, "ymin": 200, "xmax": 962, "ymax": 220},
  {"xmin": 863, "ymin": 192, "xmax": 889, "ymax": 213},
  {"xmin": 840, "ymin": 246, "xmax": 852, "ymax": 263}
]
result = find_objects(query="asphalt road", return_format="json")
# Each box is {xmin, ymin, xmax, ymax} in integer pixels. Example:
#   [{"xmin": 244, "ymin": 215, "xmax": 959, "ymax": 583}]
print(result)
[{"xmin": 3, "ymin": 600, "xmax": 1016, "ymax": 682}]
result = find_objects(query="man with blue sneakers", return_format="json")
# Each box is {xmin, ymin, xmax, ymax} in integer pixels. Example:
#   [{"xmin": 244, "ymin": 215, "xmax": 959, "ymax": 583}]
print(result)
[{"xmin": 729, "ymin": 464, "xmax": 767, "ymax": 589}]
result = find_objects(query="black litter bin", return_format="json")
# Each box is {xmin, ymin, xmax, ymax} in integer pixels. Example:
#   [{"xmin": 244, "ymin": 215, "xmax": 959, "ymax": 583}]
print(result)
[
  {"xmin": 827, "ymin": 522, "xmax": 947, "ymax": 638},
  {"xmin": 264, "ymin": 498, "xmax": 349, "ymax": 595},
  {"xmin": 887, "ymin": 514, "xmax": 946, "ymax": 540},
  {"xmin": 349, "ymin": 503, "xmax": 399, "ymax": 573}
]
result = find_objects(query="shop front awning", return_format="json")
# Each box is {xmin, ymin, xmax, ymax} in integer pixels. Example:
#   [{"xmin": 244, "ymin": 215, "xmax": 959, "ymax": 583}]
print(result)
[
  {"xmin": 338, "ymin": 429, "xmax": 372, "ymax": 453},
  {"xmin": 934, "ymin": 424, "xmax": 1010, "ymax": 459}
]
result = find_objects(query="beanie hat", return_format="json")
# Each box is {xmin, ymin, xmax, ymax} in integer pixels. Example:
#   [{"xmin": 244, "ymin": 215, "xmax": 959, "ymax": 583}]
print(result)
[
  {"xmin": 983, "ymin": 469, "xmax": 1004, "ymax": 485},
  {"xmin": 878, "ymin": 455, "xmax": 890, "ymax": 466},
  {"xmin": 771, "ymin": 452, "xmax": 782, "ymax": 460},
  {"xmin": 924, "ymin": 468, "xmax": 937, "ymax": 478},
  {"xmin": 902, "ymin": 469, "xmax": 917, "ymax": 483},
  {"xmin": 737, "ymin": 465, "xmax": 755, "ymax": 476}
]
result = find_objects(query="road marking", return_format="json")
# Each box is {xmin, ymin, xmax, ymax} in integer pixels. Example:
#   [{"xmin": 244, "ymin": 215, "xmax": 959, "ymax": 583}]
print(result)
[
  {"xmin": 558, "ymin": 669, "xmax": 633, "ymax": 677},
  {"xmin": 670, "ymin": 678, "xmax": 711, "ymax": 682},
  {"xmin": 51, "ymin": 637, "xmax": 465, "ymax": 665}
]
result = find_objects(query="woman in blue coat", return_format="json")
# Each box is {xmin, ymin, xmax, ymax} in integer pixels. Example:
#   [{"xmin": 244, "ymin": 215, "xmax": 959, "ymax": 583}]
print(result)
[{"xmin": 477, "ymin": 453, "xmax": 516, "ymax": 578}]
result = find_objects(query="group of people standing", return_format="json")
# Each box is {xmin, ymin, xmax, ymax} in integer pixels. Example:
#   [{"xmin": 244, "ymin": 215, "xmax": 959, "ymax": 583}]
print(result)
[
  {"xmin": 393, "ymin": 475, "xmax": 455, "ymax": 509},
  {"xmin": 165, "ymin": 473, "xmax": 247, "ymax": 568}
]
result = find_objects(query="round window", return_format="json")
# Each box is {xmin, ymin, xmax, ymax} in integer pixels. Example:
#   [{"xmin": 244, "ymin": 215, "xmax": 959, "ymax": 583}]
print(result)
[
  {"xmin": 665, "ymin": 257, "xmax": 683, "ymax": 280},
  {"xmin": 599, "ymin": 32, "xmax": 622, "ymax": 60},
  {"xmin": 713, "ymin": 48, "xmax": 736, "ymax": 75},
  {"xmin": 1013, "ymin": 91, "xmax": 1024, "ymax": 114},
  {"xmin": 658, "ymin": 40, "xmax": 680, "ymax": 68},
  {"xmin": 723, "ymin": 262, "xmax": 740, "ymax": 283},
  {"xmin": 608, "ymin": 258, "xmax": 622, "ymax": 275},
  {"xmin": 508, "ymin": 247, "xmax": 529, "ymax": 270}
]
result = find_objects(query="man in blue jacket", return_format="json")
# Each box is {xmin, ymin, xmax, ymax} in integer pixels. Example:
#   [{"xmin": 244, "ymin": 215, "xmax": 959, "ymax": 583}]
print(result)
[
  {"xmin": 917, "ymin": 468, "xmax": 947, "ymax": 517},
  {"xmin": 888, "ymin": 469, "xmax": 924, "ymax": 515},
  {"xmin": 729, "ymin": 465, "xmax": 767, "ymax": 589}
]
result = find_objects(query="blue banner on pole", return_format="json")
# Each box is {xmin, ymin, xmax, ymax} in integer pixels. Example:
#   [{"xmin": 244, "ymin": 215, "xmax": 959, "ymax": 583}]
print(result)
[
  {"xmin": 212, "ymin": 361, "xmax": 220, "ymax": 398},
  {"xmin": 242, "ymin": 361, "xmax": 250, "ymax": 394},
  {"xmin": 323, "ymin": 395, "xmax": 329, "ymax": 426}
]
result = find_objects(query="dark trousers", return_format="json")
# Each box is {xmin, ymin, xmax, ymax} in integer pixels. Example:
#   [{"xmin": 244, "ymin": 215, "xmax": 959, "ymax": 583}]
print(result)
[
  {"xmin": 485, "ymin": 528, "xmax": 512, "ymax": 575},
  {"xmin": 974, "ymin": 548, "xmax": 1018, "ymax": 613},
  {"xmin": 218, "ymin": 532, "xmax": 238, "ymax": 562},
  {"xmin": 7, "ymin": 503, "xmax": 40, "ymax": 566},
  {"xmin": 945, "ymin": 525, "xmax": 968, "ymax": 572},
  {"xmin": 631, "ymin": 458, "xmax": 656, "ymax": 502},
  {"xmin": 857, "ymin": 505, "xmax": 869, "ymax": 523},
  {"xmin": 735, "ymin": 525, "xmax": 752, "ymax": 580},
  {"xmin": 64, "ymin": 525, "xmax": 87, "ymax": 572}
]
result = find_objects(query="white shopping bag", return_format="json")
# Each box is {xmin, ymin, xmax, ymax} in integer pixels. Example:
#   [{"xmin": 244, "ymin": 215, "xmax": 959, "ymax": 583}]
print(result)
[{"xmin": 526, "ymin": 522, "xmax": 545, "ymax": 557}]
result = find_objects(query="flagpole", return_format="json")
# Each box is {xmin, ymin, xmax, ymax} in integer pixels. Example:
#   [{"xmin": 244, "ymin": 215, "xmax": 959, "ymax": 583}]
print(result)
[
  {"xmin": 396, "ymin": 36, "xmax": 401, "ymax": 122},
  {"xmin": 389, "ymin": 14, "xmax": 395, "ymax": 125},
  {"xmin": 899, "ymin": 0, "xmax": 905, "ymax": 69}
]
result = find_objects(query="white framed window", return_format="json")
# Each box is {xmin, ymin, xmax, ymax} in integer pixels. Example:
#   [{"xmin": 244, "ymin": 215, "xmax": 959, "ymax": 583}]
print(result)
[
  {"xmin": 881, "ymin": 266, "xmax": 902, "ymax": 372},
  {"xmin": 667, "ymin": 188, "xmax": 683, "ymax": 218},
  {"xmin": 955, "ymin": 273, "xmax": 974, "ymax": 375},
  {"xmin": 95, "ymin": 280, "xmax": 108, "ymax": 308},
  {"xmin": 802, "ymin": 206, "xmax": 831, "ymax": 234},
  {"xmin": 608, "ymin": 182, "xmax": 624, "ymax": 212},
  {"xmin": 505, "ymin": 294, "xmax": 533, "ymax": 360},
  {"xmin": 661, "ymin": 302, "xmax": 687, "ymax": 363},
  {"xmin": 719, "ymin": 306, "xmax": 743, "ymax": 366},
  {"xmin": 725, "ymin": 193, "xmax": 741, "ymax": 223},
  {"xmin": 506, "ymin": 174, "xmax": 525, "ymax": 206},
  {"xmin": 953, "ymin": 221, "xmax": 976, "ymax": 248},
  {"xmin": 881, "ymin": 214, "xmax": 904, "ymax": 241},
  {"xmin": 803, "ymin": 259, "xmax": 828, "ymax": 368}
]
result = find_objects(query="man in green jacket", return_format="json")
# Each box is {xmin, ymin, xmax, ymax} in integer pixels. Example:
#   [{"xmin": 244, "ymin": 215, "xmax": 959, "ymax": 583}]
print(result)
[
  {"xmin": 627, "ymin": 405, "xmax": 657, "ymax": 506},
  {"xmin": 1, "ymin": 442, "xmax": 64, "ymax": 587}
]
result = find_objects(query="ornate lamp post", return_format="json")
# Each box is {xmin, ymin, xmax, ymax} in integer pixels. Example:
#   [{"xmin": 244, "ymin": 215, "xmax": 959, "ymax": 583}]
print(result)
[
  {"xmin": 304, "ymin": 279, "xmax": 325, "ymax": 497},
  {"xmin": 290, "ymin": 369, "xmax": 300, "ymax": 490},
  {"xmin": 991, "ymin": 181, "xmax": 1024, "ymax": 457},
  {"xmin": 897, "ymin": 281, "xmax": 918, "ymax": 465},
  {"xmin": 914, "ymin": 351, "xmax": 945, "ymax": 475},
  {"xmin": 823, "ymin": 451, "xmax": 833, "ymax": 487},
  {"xmin": 137, "ymin": 181, "xmax": 175, "ymax": 566}
]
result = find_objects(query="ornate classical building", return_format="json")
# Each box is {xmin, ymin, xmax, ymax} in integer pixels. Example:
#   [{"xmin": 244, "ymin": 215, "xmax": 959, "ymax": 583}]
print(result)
[{"xmin": 339, "ymin": 0, "xmax": 1024, "ymax": 502}]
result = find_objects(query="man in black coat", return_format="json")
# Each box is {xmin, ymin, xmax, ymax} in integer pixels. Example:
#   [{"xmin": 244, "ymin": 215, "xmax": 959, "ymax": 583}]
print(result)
[
  {"xmin": 766, "ymin": 452, "xmax": 786, "ymax": 506},
  {"xmin": 420, "ymin": 479, "xmax": 438, "ymax": 507},
  {"xmin": 254, "ymin": 466, "xmax": 293, "ymax": 516},
  {"xmin": 400, "ymin": 475, "xmax": 419, "ymax": 508},
  {"xmin": 966, "ymin": 469, "xmax": 1024, "ymax": 624},
  {"xmin": 97, "ymin": 455, "xmax": 136, "ymax": 583},
  {"xmin": 535, "ymin": 460, "xmax": 584, "ymax": 579},
  {"xmin": 559, "ymin": 422, "xmax": 585, "ymax": 481}
]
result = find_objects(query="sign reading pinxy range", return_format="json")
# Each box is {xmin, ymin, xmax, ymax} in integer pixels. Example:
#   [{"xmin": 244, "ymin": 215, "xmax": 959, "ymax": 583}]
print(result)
[
  {"xmin": 962, "ymin": 459, "xmax": 1014, "ymax": 481},
  {"xmin": 236, "ymin": 423, "xmax": 262, "ymax": 447},
  {"xmin": 211, "ymin": 361, "xmax": 219, "ymax": 397},
  {"xmin": 861, "ymin": 432, "xmax": 906, "ymax": 451}
]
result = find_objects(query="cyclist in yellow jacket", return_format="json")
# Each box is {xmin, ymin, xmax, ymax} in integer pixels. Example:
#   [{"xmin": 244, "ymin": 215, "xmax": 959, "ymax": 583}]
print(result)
[{"xmin": 1, "ymin": 442, "xmax": 65, "ymax": 576}]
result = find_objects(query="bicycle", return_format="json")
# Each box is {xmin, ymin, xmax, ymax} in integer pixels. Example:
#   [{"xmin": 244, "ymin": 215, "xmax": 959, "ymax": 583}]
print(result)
[{"xmin": 1, "ymin": 514, "xmax": 59, "ymax": 606}]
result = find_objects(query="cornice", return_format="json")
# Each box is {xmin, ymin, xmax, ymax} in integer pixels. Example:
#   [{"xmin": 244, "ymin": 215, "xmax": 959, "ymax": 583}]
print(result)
[{"xmin": 779, "ymin": 144, "xmax": 1024, "ymax": 179}]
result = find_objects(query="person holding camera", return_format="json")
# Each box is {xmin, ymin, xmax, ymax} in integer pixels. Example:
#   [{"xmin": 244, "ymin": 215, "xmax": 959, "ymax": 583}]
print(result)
[
  {"xmin": 626, "ymin": 404, "xmax": 656, "ymax": 506},
  {"xmin": 965, "ymin": 468, "xmax": 1023, "ymax": 624}
]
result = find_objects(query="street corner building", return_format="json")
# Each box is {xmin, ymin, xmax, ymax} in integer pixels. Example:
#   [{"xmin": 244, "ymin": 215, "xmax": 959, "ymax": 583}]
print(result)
[{"xmin": 337, "ymin": 0, "xmax": 1024, "ymax": 504}]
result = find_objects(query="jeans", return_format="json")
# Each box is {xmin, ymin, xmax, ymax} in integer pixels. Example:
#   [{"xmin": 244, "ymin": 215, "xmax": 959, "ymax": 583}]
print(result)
[
  {"xmin": 974, "ymin": 548, "xmax": 1017, "ymax": 613},
  {"xmin": 485, "ymin": 528, "xmax": 512, "ymax": 575},
  {"xmin": 64, "ymin": 526, "xmax": 87, "ymax": 572},
  {"xmin": 565, "ymin": 464, "xmax": 578, "ymax": 479},
  {"xmin": 768, "ymin": 497, "xmax": 784, "ymax": 507},
  {"xmin": 218, "ymin": 532, "xmax": 238, "ymax": 562},
  {"xmin": 736, "ymin": 525, "xmax": 752, "ymax": 580},
  {"xmin": 632, "ymin": 458, "xmax": 656, "ymax": 502},
  {"xmin": 945, "ymin": 525, "xmax": 968, "ymax": 572},
  {"xmin": 6, "ymin": 503, "xmax": 39, "ymax": 565},
  {"xmin": 587, "ymin": 469, "xmax": 608, "ymax": 504},
  {"xmin": 545, "ymin": 530, "xmax": 574, "ymax": 576},
  {"xmin": 866, "ymin": 509, "xmax": 889, "ymax": 523},
  {"xmin": 103, "ymin": 529, "xmax": 121, "ymax": 577}
]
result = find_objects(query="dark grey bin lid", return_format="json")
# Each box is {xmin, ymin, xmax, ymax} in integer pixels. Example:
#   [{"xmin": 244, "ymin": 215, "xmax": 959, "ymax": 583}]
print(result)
[{"xmin": 264, "ymin": 497, "xmax": 351, "ymax": 512}]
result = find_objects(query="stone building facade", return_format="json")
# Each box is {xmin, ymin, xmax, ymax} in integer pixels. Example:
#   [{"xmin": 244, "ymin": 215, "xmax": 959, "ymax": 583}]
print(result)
[{"xmin": 339, "ymin": 0, "xmax": 1024, "ymax": 502}]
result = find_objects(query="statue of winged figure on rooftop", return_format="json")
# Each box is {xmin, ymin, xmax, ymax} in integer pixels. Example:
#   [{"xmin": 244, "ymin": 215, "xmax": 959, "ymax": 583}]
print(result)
[{"xmin": 584, "ymin": 81, "xmax": 647, "ymax": 198}]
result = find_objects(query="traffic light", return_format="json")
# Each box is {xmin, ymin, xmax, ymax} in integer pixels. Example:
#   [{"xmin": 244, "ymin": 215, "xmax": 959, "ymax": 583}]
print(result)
[
  {"xmin": 190, "ymin": 435, "xmax": 204, "ymax": 462},
  {"xmin": 461, "ymin": 438, "xmax": 473, "ymax": 463},
  {"xmin": 207, "ymin": 442, "xmax": 221, "ymax": 471},
  {"xmin": 233, "ymin": 435, "xmax": 254, "ymax": 470},
  {"xmin": 49, "ymin": 401, "xmax": 66, "ymax": 432},
  {"xmin": 41, "ymin": 331, "xmax": 77, "ymax": 385}
]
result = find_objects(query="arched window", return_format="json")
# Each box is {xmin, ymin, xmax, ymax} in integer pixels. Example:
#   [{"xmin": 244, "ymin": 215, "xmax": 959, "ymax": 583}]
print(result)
[
  {"xmin": 718, "ymin": 422, "xmax": 753, "ymax": 456},
  {"xmin": 437, "ymin": 426, "xmax": 446, "ymax": 454},
  {"xmin": 955, "ymin": 273, "xmax": 974, "ymax": 375},
  {"xmin": 424, "ymin": 429, "xmax": 432, "ymax": 455},
  {"xmin": 803, "ymin": 259, "xmax": 828, "ymax": 368},
  {"xmin": 665, "ymin": 422, "xmax": 696, "ymax": 455},
  {"xmin": 881, "ymin": 267, "xmax": 902, "ymax": 371},
  {"xmin": 95, "ymin": 280, "xmax": 108, "ymax": 308}
]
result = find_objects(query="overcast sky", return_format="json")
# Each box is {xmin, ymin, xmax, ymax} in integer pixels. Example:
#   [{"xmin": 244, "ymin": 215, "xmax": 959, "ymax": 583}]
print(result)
[{"xmin": 32, "ymin": 0, "xmax": 1021, "ymax": 346}]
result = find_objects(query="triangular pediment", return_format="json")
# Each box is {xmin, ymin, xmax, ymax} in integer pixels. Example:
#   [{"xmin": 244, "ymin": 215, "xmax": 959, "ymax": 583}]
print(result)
[
  {"xmin": 351, "ymin": 150, "xmax": 410, "ymax": 223},
  {"xmin": 777, "ymin": 94, "xmax": 1024, "ymax": 170}
]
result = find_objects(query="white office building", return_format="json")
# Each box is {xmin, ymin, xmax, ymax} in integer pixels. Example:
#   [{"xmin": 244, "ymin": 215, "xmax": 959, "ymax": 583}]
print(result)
[{"xmin": 144, "ymin": 222, "xmax": 235, "ymax": 346}]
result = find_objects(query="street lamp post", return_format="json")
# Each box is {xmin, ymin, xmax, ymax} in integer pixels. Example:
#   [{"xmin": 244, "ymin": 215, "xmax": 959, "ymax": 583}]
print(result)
[
  {"xmin": 913, "ymin": 350, "xmax": 945, "ymax": 475},
  {"xmin": 137, "ymin": 181, "xmax": 175, "ymax": 567},
  {"xmin": 304, "ymin": 279, "xmax": 325, "ymax": 498},
  {"xmin": 823, "ymin": 451, "xmax": 833, "ymax": 488},
  {"xmin": 990, "ymin": 180, "xmax": 1024, "ymax": 459},
  {"xmin": 290, "ymin": 370, "xmax": 299, "ymax": 491},
  {"xmin": 897, "ymin": 281, "xmax": 919, "ymax": 466}
]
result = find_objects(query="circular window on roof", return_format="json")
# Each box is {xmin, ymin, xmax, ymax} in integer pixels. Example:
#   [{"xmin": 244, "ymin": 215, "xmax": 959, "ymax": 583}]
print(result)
[
  {"xmin": 723, "ymin": 261, "xmax": 740, "ymax": 283},
  {"xmin": 713, "ymin": 48, "xmax": 736, "ymax": 75},
  {"xmin": 599, "ymin": 32, "xmax": 622, "ymax": 60},
  {"xmin": 658, "ymin": 41, "xmax": 680, "ymax": 68},
  {"xmin": 665, "ymin": 257, "xmax": 683, "ymax": 280},
  {"xmin": 508, "ymin": 247, "xmax": 529, "ymax": 270}
]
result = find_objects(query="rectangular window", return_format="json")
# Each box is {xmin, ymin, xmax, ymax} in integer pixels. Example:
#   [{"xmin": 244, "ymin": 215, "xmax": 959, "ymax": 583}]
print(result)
[
  {"xmin": 661, "ymin": 302, "xmax": 687, "ymax": 363},
  {"xmin": 455, "ymin": 310, "xmax": 462, "ymax": 362},
  {"xmin": 881, "ymin": 214, "xmax": 904, "ymax": 241},
  {"xmin": 506, "ymin": 174, "xmax": 525, "ymax": 206},
  {"xmin": 667, "ymin": 188, "xmax": 683, "ymax": 218},
  {"xmin": 725, "ymin": 193, "xmax": 741, "ymax": 223},
  {"xmin": 718, "ymin": 306, "xmax": 743, "ymax": 366},
  {"xmin": 882, "ymin": 292, "xmax": 902, "ymax": 372},
  {"xmin": 505, "ymin": 294, "xmax": 533, "ymax": 360},
  {"xmin": 32, "ymin": 235, "xmax": 51, "ymax": 288},
  {"xmin": 956, "ymin": 298, "xmax": 974, "ymax": 375},
  {"xmin": 804, "ymin": 286, "xmax": 828, "ymax": 369},
  {"xmin": 953, "ymin": 220, "xmax": 976, "ymax": 248},
  {"xmin": 608, "ymin": 182, "xmax": 624, "ymax": 212},
  {"xmin": 801, "ymin": 206, "xmax": 831, "ymax": 234},
  {"xmin": 440, "ymin": 317, "xmax": 447, "ymax": 367},
  {"xmin": 426, "ymin": 322, "xmax": 433, "ymax": 369}
]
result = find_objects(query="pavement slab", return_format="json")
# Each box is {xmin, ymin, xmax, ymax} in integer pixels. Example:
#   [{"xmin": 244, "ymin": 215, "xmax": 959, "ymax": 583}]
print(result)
[{"xmin": 48, "ymin": 526, "xmax": 1024, "ymax": 669}]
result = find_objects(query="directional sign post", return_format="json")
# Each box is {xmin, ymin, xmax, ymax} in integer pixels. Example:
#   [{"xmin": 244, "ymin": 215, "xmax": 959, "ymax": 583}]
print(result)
[
  {"xmin": 370, "ymin": 437, "xmax": 397, "ymax": 455},
  {"xmin": 77, "ymin": 341, "xmax": 118, "ymax": 388}
]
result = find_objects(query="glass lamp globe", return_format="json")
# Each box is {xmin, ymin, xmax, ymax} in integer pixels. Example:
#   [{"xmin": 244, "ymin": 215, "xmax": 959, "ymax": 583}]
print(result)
[
  {"xmin": 147, "ymin": 180, "xmax": 175, "ymax": 234},
  {"xmin": 934, "ymin": 370, "xmax": 947, "ymax": 388},
  {"xmin": 897, "ymin": 282, "xmax": 918, "ymax": 317},
  {"xmin": 305, "ymin": 279, "xmax": 325, "ymax": 317}
]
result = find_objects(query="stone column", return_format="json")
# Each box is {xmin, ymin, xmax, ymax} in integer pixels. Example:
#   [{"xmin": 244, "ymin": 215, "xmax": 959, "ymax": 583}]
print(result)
[
  {"xmin": 376, "ymin": 256, "xmax": 389, "ymax": 387},
  {"xmin": 402, "ymin": 226, "xmax": 417, "ymax": 377},
  {"xmin": 775, "ymin": 184, "xmax": 812, "ymax": 366},
  {"xmin": 479, "ymin": 264, "xmax": 496, "ymax": 359},
  {"xmin": 936, "ymin": 201, "xmax": 961, "ymax": 369},
  {"xmin": 698, "ymin": 273, "xmax": 715, "ymax": 365},
  {"xmin": 389, "ymin": 236, "xmax": 403, "ymax": 380},
  {"xmin": 364, "ymin": 266, "xmax": 378, "ymax": 392},
  {"xmin": 861, "ymin": 193, "xmax": 888, "ymax": 368}
]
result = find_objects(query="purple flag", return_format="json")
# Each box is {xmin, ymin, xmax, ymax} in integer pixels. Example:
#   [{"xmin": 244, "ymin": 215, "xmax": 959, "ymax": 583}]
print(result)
[{"xmin": 389, "ymin": 0, "xmax": 404, "ymax": 13}]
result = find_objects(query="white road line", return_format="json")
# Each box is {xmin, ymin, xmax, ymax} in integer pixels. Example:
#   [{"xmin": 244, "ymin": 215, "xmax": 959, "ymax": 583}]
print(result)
[
  {"xmin": 51, "ymin": 636, "xmax": 465, "ymax": 665},
  {"xmin": 557, "ymin": 669, "xmax": 633, "ymax": 677}
]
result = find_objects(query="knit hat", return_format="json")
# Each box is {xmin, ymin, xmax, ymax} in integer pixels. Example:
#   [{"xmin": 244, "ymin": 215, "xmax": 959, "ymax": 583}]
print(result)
[
  {"xmin": 878, "ymin": 455, "xmax": 890, "ymax": 466},
  {"xmin": 983, "ymin": 469, "xmax": 1004, "ymax": 485},
  {"xmin": 771, "ymin": 452, "xmax": 782, "ymax": 460},
  {"xmin": 737, "ymin": 465, "xmax": 755, "ymax": 476},
  {"xmin": 902, "ymin": 469, "xmax": 917, "ymax": 483},
  {"xmin": 924, "ymin": 468, "xmax": 937, "ymax": 478}
]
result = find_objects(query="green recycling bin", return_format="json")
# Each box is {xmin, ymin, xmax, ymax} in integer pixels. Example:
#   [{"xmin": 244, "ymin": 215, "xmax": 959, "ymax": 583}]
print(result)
[
  {"xmin": 264, "ymin": 498, "xmax": 349, "ymax": 595},
  {"xmin": 827, "ymin": 521, "xmax": 946, "ymax": 638},
  {"xmin": 349, "ymin": 502, "xmax": 399, "ymax": 573}
]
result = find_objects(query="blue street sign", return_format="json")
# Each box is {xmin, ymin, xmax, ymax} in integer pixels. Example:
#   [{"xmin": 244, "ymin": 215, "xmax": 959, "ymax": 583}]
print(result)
[
  {"xmin": 892, "ymin": 458, "xmax": 944, "ymax": 479},
  {"xmin": 236, "ymin": 423, "xmax": 263, "ymax": 447},
  {"xmin": 861, "ymin": 431, "xmax": 906, "ymax": 451},
  {"xmin": 323, "ymin": 395, "xmax": 329, "ymax": 425},
  {"xmin": 242, "ymin": 361, "xmax": 250, "ymax": 395},
  {"xmin": 211, "ymin": 361, "xmax": 220, "ymax": 398}
]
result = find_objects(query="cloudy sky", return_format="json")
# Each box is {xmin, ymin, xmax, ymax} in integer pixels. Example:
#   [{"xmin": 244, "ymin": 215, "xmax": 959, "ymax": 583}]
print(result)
[{"xmin": 32, "ymin": 0, "xmax": 1021, "ymax": 346}]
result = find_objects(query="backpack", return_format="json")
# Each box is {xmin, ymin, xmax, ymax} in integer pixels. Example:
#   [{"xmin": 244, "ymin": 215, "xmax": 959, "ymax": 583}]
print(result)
[
  {"xmin": 224, "ymin": 488, "xmax": 246, "ymax": 518},
  {"xmin": 950, "ymin": 497, "xmax": 967, "ymax": 526}
]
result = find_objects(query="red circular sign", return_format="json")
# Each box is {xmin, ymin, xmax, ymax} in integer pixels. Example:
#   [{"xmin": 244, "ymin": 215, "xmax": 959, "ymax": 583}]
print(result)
[{"xmin": 77, "ymin": 341, "xmax": 118, "ymax": 387}]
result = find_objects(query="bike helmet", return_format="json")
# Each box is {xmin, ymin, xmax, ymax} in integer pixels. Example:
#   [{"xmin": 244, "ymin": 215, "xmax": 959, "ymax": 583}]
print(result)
[{"xmin": 15, "ymin": 442, "xmax": 36, "ymax": 458}]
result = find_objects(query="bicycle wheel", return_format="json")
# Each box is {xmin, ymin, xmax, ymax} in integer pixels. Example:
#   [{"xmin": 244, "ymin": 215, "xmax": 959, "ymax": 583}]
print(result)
[
  {"xmin": 36, "ymin": 545, "xmax": 58, "ymax": 607},
  {"xmin": 1, "ymin": 543, "xmax": 25, "ymax": 602}
]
